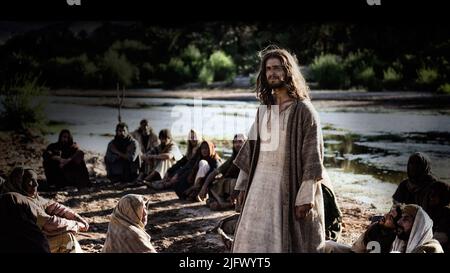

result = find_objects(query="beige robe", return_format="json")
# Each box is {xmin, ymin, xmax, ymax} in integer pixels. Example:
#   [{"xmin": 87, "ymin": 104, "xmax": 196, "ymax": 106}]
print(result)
[
  {"xmin": 102, "ymin": 194, "xmax": 156, "ymax": 253},
  {"xmin": 153, "ymin": 143, "xmax": 183, "ymax": 178},
  {"xmin": 232, "ymin": 100, "xmax": 326, "ymax": 253}
]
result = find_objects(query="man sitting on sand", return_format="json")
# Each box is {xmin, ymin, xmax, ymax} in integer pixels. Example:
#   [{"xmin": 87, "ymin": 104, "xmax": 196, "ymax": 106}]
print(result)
[
  {"xmin": 105, "ymin": 122, "xmax": 141, "ymax": 183},
  {"xmin": 43, "ymin": 129, "xmax": 91, "ymax": 190},
  {"xmin": 198, "ymin": 134, "xmax": 245, "ymax": 210},
  {"xmin": 0, "ymin": 192, "xmax": 51, "ymax": 253},
  {"xmin": 2, "ymin": 166, "xmax": 89, "ymax": 253},
  {"xmin": 131, "ymin": 119, "xmax": 159, "ymax": 181},
  {"xmin": 140, "ymin": 129, "xmax": 183, "ymax": 184},
  {"xmin": 391, "ymin": 204, "xmax": 443, "ymax": 253},
  {"xmin": 151, "ymin": 129, "xmax": 201, "ymax": 190}
]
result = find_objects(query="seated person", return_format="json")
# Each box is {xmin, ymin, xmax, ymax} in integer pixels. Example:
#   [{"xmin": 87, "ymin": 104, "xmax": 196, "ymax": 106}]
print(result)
[
  {"xmin": 426, "ymin": 181, "xmax": 450, "ymax": 252},
  {"xmin": 174, "ymin": 140, "xmax": 221, "ymax": 201},
  {"xmin": 151, "ymin": 129, "xmax": 201, "ymax": 190},
  {"xmin": 199, "ymin": 134, "xmax": 245, "ymax": 210},
  {"xmin": 131, "ymin": 119, "xmax": 159, "ymax": 181},
  {"xmin": 325, "ymin": 204, "xmax": 402, "ymax": 253},
  {"xmin": 0, "ymin": 192, "xmax": 50, "ymax": 253},
  {"xmin": 105, "ymin": 122, "xmax": 141, "ymax": 183},
  {"xmin": 102, "ymin": 194, "xmax": 157, "ymax": 253},
  {"xmin": 2, "ymin": 166, "xmax": 89, "ymax": 253},
  {"xmin": 43, "ymin": 129, "xmax": 91, "ymax": 189},
  {"xmin": 391, "ymin": 204, "xmax": 443, "ymax": 253},
  {"xmin": 393, "ymin": 152, "xmax": 440, "ymax": 208},
  {"xmin": 141, "ymin": 129, "xmax": 183, "ymax": 183}
]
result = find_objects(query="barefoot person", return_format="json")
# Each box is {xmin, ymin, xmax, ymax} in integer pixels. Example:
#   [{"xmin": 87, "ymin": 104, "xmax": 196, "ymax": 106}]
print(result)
[
  {"xmin": 174, "ymin": 140, "xmax": 221, "ymax": 201},
  {"xmin": 199, "ymin": 134, "xmax": 246, "ymax": 210}
]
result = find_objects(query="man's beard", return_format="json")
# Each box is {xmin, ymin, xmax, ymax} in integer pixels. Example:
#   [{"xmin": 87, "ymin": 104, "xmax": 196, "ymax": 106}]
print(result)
[
  {"xmin": 268, "ymin": 80, "xmax": 286, "ymax": 89},
  {"xmin": 397, "ymin": 228, "xmax": 411, "ymax": 241}
]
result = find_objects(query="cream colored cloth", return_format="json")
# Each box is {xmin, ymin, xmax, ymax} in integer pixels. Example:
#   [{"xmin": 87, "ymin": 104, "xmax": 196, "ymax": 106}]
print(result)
[
  {"xmin": 193, "ymin": 159, "xmax": 211, "ymax": 187},
  {"xmin": 152, "ymin": 143, "xmax": 183, "ymax": 178},
  {"xmin": 324, "ymin": 240, "xmax": 352, "ymax": 253},
  {"xmin": 102, "ymin": 194, "xmax": 156, "ymax": 253},
  {"xmin": 234, "ymin": 170, "xmax": 249, "ymax": 191},
  {"xmin": 48, "ymin": 232, "xmax": 83, "ymax": 253},
  {"xmin": 233, "ymin": 104, "xmax": 323, "ymax": 252},
  {"xmin": 391, "ymin": 207, "xmax": 443, "ymax": 253}
]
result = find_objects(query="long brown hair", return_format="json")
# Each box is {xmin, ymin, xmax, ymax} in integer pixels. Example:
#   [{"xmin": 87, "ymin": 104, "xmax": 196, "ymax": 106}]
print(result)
[{"xmin": 255, "ymin": 45, "xmax": 310, "ymax": 106}]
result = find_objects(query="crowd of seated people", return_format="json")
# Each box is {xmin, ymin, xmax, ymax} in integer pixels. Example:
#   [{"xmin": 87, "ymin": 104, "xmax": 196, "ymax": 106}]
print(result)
[{"xmin": 1, "ymin": 120, "xmax": 448, "ymax": 253}]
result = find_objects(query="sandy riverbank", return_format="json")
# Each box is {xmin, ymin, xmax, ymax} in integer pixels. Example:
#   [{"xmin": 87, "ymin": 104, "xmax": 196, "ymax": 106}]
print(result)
[{"xmin": 0, "ymin": 130, "xmax": 376, "ymax": 252}]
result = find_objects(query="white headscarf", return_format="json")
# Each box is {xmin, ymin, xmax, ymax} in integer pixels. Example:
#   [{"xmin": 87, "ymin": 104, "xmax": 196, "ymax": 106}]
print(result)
[{"xmin": 391, "ymin": 206, "xmax": 434, "ymax": 253}]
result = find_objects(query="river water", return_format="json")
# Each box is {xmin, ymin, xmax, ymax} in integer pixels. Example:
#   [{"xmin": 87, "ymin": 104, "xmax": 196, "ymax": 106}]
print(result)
[{"xmin": 43, "ymin": 96, "xmax": 450, "ymax": 213}]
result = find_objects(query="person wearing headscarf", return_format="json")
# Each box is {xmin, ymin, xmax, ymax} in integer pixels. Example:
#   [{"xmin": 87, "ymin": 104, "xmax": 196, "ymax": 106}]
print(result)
[
  {"xmin": 199, "ymin": 134, "xmax": 246, "ymax": 210},
  {"xmin": 2, "ymin": 166, "xmax": 88, "ymax": 253},
  {"xmin": 151, "ymin": 129, "xmax": 201, "ymax": 190},
  {"xmin": 174, "ymin": 140, "xmax": 222, "ymax": 201},
  {"xmin": 0, "ymin": 192, "xmax": 50, "ymax": 253},
  {"xmin": 43, "ymin": 129, "xmax": 91, "ymax": 189},
  {"xmin": 391, "ymin": 204, "xmax": 443, "ymax": 253},
  {"xmin": 140, "ymin": 129, "xmax": 182, "ymax": 183},
  {"xmin": 105, "ymin": 122, "xmax": 141, "ymax": 183},
  {"xmin": 393, "ymin": 152, "xmax": 440, "ymax": 210},
  {"xmin": 102, "ymin": 194, "xmax": 157, "ymax": 253}
]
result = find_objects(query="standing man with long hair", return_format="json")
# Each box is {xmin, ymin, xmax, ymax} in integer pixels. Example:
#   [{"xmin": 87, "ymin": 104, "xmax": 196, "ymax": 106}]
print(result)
[{"xmin": 232, "ymin": 46, "xmax": 338, "ymax": 252}]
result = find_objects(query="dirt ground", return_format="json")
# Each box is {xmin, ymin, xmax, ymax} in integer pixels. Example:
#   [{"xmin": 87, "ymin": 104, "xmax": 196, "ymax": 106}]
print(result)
[{"xmin": 0, "ymin": 130, "xmax": 375, "ymax": 253}]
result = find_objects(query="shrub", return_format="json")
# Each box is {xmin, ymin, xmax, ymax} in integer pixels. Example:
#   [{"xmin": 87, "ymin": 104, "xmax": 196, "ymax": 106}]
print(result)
[
  {"xmin": 159, "ymin": 57, "xmax": 192, "ymax": 86},
  {"xmin": 181, "ymin": 44, "xmax": 205, "ymax": 77},
  {"xmin": 207, "ymin": 51, "xmax": 236, "ymax": 82},
  {"xmin": 343, "ymin": 50, "xmax": 384, "ymax": 90},
  {"xmin": 437, "ymin": 83, "xmax": 450, "ymax": 94},
  {"xmin": 383, "ymin": 67, "xmax": 403, "ymax": 90},
  {"xmin": 416, "ymin": 67, "xmax": 439, "ymax": 91},
  {"xmin": 355, "ymin": 66, "xmax": 381, "ymax": 91},
  {"xmin": 100, "ymin": 49, "xmax": 138, "ymax": 87},
  {"xmin": 158, "ymin": 45, "xmax": 208, "ymax": 87},
  {"xmin": 0, "ymin": 75, "xmax": 48, "ymax": 131},
  {"xmin": 198, "ymin": 65, "xmax": 214, "ymax": 85},
  {"xmin": 310, "ymin": 54, "xmax": 348, "ymax": 89}
]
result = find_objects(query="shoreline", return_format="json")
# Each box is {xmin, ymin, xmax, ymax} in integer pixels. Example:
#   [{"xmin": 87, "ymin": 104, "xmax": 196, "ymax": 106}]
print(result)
[{"xmin": 49, "ymin": 89, "xmax": 450, "ymax": 105}]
